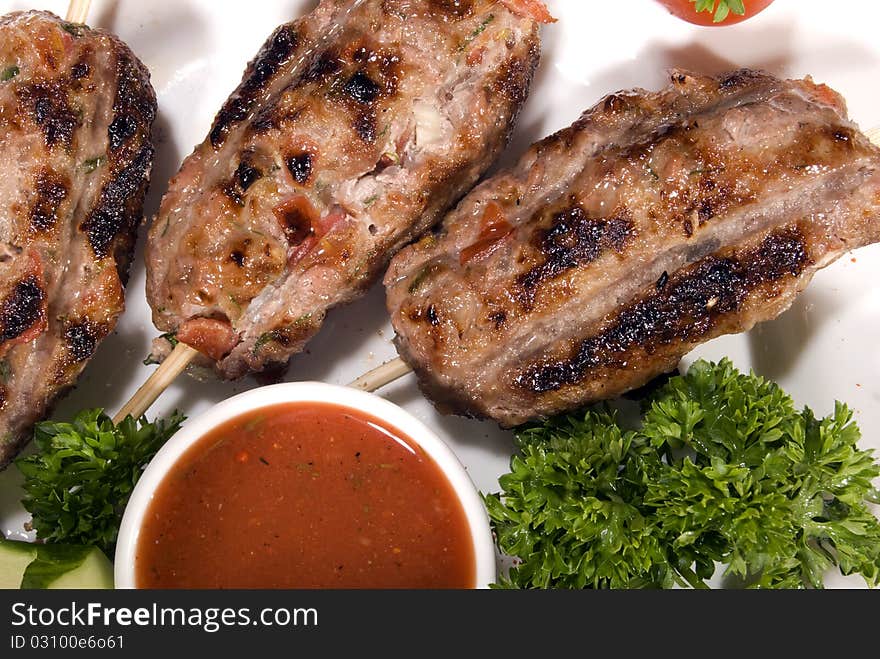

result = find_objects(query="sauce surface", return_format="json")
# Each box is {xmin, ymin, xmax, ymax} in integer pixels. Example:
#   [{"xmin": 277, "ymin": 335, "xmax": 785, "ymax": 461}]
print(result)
[{"xmin": 136, "ymin": 402, "xmax": 475, "ymax": 588}]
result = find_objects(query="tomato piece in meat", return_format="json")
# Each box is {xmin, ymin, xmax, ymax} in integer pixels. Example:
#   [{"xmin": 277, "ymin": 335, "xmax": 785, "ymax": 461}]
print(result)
[
  {"xmin": 460, "ymin": 202, "xmax": 514, "ymax": 266},
  {"xmin": 177, "ymin": 317, "xmax": 236, "ymax": 361},
  {"xmin": 656, "ymin": 0, "xmax": 774, "ymax": 26},
  {"xmin": 499, "ymin": 0, "xmax": 557, "ymax": 24}
]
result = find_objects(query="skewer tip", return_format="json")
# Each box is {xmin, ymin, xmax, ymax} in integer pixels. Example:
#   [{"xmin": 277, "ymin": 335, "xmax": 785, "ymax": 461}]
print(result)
[
  {"xmin": 348, "ymin": 357, "xmax": 413, "ymax": 393},
  {"xmin": 65, "ymin": 0, "xmax": 92, "ymax": 25}
]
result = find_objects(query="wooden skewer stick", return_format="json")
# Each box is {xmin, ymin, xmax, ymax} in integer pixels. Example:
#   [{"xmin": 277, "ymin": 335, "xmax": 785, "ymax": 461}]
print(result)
[
  {"xmin": 112, "ymin": 343, "xmax": 413, "ymax": 422},
  {"xmin": 348, "ymin": 357, "xmax": 413, "ymax": 392},
  {"xmin": 112, "ymin": 343, "xmax": 199, "ymax": 423},
  {"xmin": 66, "ymin": 0, "xmax": 91, "ymax": 24}
]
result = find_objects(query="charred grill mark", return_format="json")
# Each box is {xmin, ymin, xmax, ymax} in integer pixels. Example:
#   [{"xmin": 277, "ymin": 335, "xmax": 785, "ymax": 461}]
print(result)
[
  {"xmin": 426, "ymin": 304, "xmax": 440, "ymax": 326},
  {"xmin": 235, "ymin": 160, "xmax": 262, "ymax": 191},
  {"xmin": 29, "ymin": 169, "xmax": 69, "ymax": 231},
  {"xmin": 224, "ymin": 159, "xmax": 263, "ymax": 205},
  {"xmin": 489, "ymin": 310, "xmax": 507, "ymax": 329},
  {"xmin": 16, "ymin": 82, "xmax": 77, "ymax": 148},
  {"xmin": 257, "ymin": 35, "xmax": 406, "ymax": 144},
  {"xmin": 210, "ymin": 24, "xmax": 300, "ymax": 148},
  {"xmin": 63, "ymin": 321, "xmax": 101, "ymax": 362},
  {"xmin": 517, "ymin": 228, "xmax": 810, "ymax": 394},
  {"xmin": 516, "ymin": 206, "xmax": 634, "ymax": 308},
  {"xmin": 268, "ymin": 327, "xmax": 297, "ymax": 348},
  {"xmin": 750, "ymin": 227, "xmax": 809, "ymax": 279},
  {"xmin": 355, "ymin": 45, "xmax": 401, "ymax": 86},
  {"xmin": 344, "ymin": 70, "xmax": 380, "ymax": 104},
  {"xmin": 274, "ymin": 197, "xmax": 315, "ymax": 245},
  {"xmin": 719, "ymin": 68, "xmax": 766, "ymax": 91},
  {"xmin": 255, "ymin": 317, "xmax": 316, "ymax": 351},
  {"xmin": 491, "ymin": 47, "xmax": 536, "ymax": 109},
  {"xmin": 109, "ymin": 54, "xmax": 155, "ymax": 152},
  {"xmin": 330, "ymin": 45, "xmax": 402, "ymax": 144},
  {"xmin": 108, "ymin": 114, "xmax": 137, "ymax": 150},
  {"xmin": 830, "ymin": 126, "xmax": 854, "ymax": 145},
  {"xmin": 281, "ymin": 217, "xmax": 312, "ymax": 244},
  {"xmin": 354, "ymin": 113, "xmax": 376, "ymax": 142},
  {"xmin": 0, "ymin": 276, "xmax": 45, "ymax": 342},
  {"xmin": 683, "ymin": 218, "xmax": 694, "ymax": 237},
  {"xmin": 89, "ymin": 49, "xmax": 156, "ymax": 262},
  {"xmin": 301, "ymin": 50, "xmax": 343, "ymax": 86},
  {"xmin": 285, "ymin": 151, "xmax": 313, "ymax": 185},
  {"xmin": 250, "ymin": 110, "xmax": 279, "ymax": 133},
  {"xmin": 655, "ymin": 271, "xmax": 669, "ymax": 291},
  {"xmin": 260, "ymin": 40, "xmax": 401, "ymax": 142},
  {"xmin": 71, "ymin": 61, "xmax": 89, "ymax": 79},
  {"xmin": 603, "ymin": 214, "xmax": 632, "ymax": 250},
  {"xmin": 82, "ymin": 145, "xmax": 153, "ymax": 258},
  {"xmin": 698, "ymin": 199, "xmax": 715, "ymax": 224}
]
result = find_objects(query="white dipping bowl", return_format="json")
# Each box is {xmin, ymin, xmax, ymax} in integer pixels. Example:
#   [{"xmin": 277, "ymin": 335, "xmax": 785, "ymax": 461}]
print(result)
[{"xmin": 115, "ymin": 382, "xmax": 496, "ymax": 589}]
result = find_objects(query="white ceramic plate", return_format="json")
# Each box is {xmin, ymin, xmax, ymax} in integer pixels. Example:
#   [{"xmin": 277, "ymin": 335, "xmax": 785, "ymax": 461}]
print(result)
[{"xmin": 1, "ymin": 0, "xmax": 878, "ymax": 588}]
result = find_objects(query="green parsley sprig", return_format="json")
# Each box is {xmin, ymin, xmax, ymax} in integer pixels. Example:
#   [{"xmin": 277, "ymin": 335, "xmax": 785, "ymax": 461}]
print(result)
[
  {"xmin": 692, "ymin": 0, "xmax": 746, "ymax": 23},
  {"xmin": 15, "ymin": 410, "xmax": 185, "ymax": 555},
  {"xmin": 486, "ymin": 359, "xmax": 880, "ymax": 589}
]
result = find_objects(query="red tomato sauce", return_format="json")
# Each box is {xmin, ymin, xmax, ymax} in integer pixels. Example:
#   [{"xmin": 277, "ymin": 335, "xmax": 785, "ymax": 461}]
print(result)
[{"xmin": 135, "ymin": 402, "xmax": 476, "ymax": 589}]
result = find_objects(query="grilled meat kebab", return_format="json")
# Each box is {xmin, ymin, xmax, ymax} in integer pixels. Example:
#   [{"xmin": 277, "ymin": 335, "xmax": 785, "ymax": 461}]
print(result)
[
  {"xmin": 0, "ymin": 11, "xmax": 156, "ymax": 466},
  {"xmin": 146, "ymin": 0, "xmax": 549, "ymax": 378},
  {"xmin": 386, "ymin": 69, "xmax": 880, "ymax": 427}
]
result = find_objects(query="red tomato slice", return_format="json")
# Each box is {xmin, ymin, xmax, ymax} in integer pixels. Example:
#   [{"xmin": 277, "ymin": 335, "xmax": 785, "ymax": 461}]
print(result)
[
  {"xmin": 499, "ymin": 0, "xmax": 557, "ymax": 23},
  {"xmin": 656, "ymin": 0, "xmax": 774, "ymax": 26},
  {"xmin": 177, "ymin": 317, "xmax": 237, "ymax": 361}
]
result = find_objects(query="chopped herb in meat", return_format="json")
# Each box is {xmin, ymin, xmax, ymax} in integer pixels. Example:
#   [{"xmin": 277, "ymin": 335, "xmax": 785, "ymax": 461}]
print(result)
[{"xmin": 82, "ymin": 155, "xmax": 105, "ymax": 173}]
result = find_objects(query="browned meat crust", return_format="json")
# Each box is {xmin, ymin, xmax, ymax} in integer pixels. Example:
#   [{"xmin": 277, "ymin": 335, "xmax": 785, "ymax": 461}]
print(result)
[
  {"xmin": 385, "ymin": 69, "xmax": 880, "ymax": 426},
  {"xmin": 145, "ymin": 0, "xmax": 545, "ymax": 379},
  {"xmin": 0, "ymin": 11, "xmax": 156, "ymax": 466}
]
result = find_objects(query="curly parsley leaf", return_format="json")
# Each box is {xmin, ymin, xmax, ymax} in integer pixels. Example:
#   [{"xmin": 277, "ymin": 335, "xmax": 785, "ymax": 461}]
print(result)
[
  {"xmin": 486, "ymin": 409, "xmax": 680, "ymax": 589},
  {"xmin": 15, "ymin": 409, "xmax": 185, "ymax": 555},
  {"xmin": 487, "ymin": 359, "xmax": 880, "ymax": 589},
  {"xmin": 692, "ymin": 0, "xmax": 746, "ymax": 23}
]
